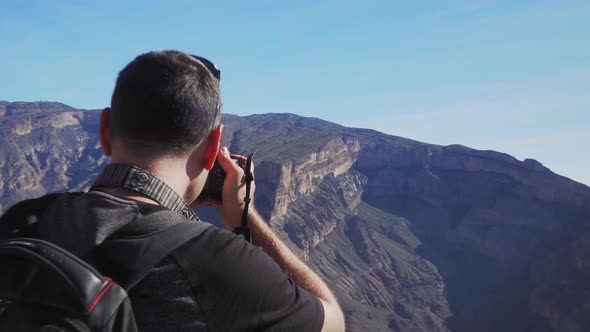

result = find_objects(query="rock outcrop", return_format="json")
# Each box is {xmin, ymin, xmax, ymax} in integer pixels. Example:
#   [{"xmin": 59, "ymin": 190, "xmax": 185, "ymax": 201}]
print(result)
[
  {"xmin": 1, "ymin": 101, "xmax": 589, "ymax": 332},
  {"xmin": 0, "ymin": 102, "xmax": 107, "ymax": 213}
]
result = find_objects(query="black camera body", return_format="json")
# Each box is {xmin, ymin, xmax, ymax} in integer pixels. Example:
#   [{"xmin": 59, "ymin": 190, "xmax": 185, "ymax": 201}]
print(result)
[{"xmin": 198, "ymin": 158, "xmax": 245, "ymax": 202}]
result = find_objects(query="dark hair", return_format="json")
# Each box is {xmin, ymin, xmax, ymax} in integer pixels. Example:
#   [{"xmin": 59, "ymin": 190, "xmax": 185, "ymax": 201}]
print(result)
[{"xmin": 110, "ymin": 50, "xmax": 221, "ymax": 156}]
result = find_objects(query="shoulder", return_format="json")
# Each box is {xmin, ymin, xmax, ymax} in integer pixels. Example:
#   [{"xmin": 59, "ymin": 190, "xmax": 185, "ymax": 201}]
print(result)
[
  {"xmin": 0, "ymin": 193, "xmax": 78, "ymax": 237},
  {"xmin": 173, "ymin": 225, "xmax": 268, "ymax": 277},
  {"xmin": 1, "ymin": 193, "xmax": 69, "ymax": 219},
  {"xmin": 171, "ymin": 226, "xmax": 325, "ymax": 331}
]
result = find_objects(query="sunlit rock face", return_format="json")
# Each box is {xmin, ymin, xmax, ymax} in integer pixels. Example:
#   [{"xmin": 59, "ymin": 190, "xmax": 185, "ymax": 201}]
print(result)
[
  {"xmin": 2, "ymin": 101, "xmax": 589, "ymax": 332},
  {"xmin": 0, "ymin": 102, "xmax": 108, "ymax": 213}
]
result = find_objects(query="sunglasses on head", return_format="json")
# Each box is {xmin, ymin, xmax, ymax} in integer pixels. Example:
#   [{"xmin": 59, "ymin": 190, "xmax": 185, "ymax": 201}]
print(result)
[{"xmin": 191, "ymin": 54, "xmax": 221, "ymax": 81}]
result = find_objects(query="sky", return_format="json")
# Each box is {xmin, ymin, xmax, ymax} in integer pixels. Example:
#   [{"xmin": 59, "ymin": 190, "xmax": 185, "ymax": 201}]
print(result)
[{"xmin": 1, "ymin": 0, "xmax": 589, "ymax": 186}]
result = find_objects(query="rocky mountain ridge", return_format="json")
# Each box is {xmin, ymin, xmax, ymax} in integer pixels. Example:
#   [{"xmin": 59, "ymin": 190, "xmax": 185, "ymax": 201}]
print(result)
[{"xmin": 1, "ymin": 101, "xmax": 589, "ymax": 331}]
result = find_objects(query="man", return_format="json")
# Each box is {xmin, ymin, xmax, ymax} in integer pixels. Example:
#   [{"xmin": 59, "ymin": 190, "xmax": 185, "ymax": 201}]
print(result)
[{"xmin": 1, "ymin": 50, "xmax": 345, "ymax": 331}]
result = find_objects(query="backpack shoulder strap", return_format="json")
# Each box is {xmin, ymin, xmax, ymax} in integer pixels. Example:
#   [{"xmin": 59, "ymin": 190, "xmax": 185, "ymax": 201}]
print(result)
[
  {"xmin": 97, "ymin": 211, "xmax": 213, "ymax": 290},
  {"xmin": 0, "ymin": 237, "xmax": 130, "ymax": 330}
]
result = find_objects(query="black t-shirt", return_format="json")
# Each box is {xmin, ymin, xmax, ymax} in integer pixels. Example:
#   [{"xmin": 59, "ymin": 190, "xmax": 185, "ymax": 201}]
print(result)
[{"xmin": 1, "ymin": 191, "xmax": 324, "ymax": 331}]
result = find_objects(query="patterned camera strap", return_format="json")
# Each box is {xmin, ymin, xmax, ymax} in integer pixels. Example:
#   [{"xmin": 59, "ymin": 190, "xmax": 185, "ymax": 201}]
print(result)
[
  {"xmin": 233, "ymin": 151, "xmax": 257, "ymax": 242},
  {"xmin": 91, "ymin": 163, "xmax": 200, "ymax": 221}
]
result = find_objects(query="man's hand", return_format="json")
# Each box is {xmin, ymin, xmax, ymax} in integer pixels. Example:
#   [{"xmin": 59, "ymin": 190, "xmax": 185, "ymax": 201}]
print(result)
[{"xmin": 216, "ymin": 146, "xmax": 255, "ymax": 230}]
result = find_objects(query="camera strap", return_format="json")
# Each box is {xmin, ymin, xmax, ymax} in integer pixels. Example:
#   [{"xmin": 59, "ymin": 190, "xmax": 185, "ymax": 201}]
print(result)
[
  {"xmin": 90, "ymin": 163, "xmax": 200, "ymax": 222},
  {"xmin": 233, "ymin": 150, "xmax": 257, "ymax": 242}
]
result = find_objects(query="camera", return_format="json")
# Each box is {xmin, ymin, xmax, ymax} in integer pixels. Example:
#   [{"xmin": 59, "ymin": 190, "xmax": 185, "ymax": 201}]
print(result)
[{"xmin": 197, "ymin": 157, "xmax": 245, "ymax": 202}]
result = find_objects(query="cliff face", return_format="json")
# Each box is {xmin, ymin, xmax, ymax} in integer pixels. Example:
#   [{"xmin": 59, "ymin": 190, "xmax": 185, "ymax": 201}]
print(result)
[
  {"xmin": 220, "ymin": 111, "xmax": 590, "ymax": 332},
  {"xmin": 354, "ymin": 143, "xmax": 590, "ymax": 332},
  {"xmin": 1, "ymin": 102, "xmax": 590, "ymax": 332},
  {"xmin": 0, "ymin": 102, "xmax": 108, "ymax": 213}
]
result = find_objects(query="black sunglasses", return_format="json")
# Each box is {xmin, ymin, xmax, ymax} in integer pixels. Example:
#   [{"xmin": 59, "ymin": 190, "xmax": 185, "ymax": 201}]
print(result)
[{"xmin": 191, "ymin": 54, "xmax": 221, "ymax": 81}]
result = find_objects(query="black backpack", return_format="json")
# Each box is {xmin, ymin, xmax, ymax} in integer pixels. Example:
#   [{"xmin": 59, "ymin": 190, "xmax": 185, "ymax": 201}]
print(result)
[{"xmin": 0, "ymin": 207, "xmax": 212, "ymax": 331}]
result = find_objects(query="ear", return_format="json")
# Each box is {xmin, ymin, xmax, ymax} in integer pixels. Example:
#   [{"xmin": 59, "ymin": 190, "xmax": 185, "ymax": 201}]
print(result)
[
  {"xmin": 202, "ymin": 125, "xmax": 223, "ymax": 171},
  {"xmin": 99, "ymin": 107, "xmax": 112, "ymax": 156}
]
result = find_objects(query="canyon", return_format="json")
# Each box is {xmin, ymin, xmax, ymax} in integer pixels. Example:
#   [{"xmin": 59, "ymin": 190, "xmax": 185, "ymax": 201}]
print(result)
[{"xmin": 1, "ymin": 101, "xmax": 589, "ymax": 331}]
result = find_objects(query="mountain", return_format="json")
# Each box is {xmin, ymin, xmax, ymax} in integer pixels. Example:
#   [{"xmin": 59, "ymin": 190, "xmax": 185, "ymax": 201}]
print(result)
[{"xmin": 1, "ymin": 101, "xmax": 590, "ymax": 332}]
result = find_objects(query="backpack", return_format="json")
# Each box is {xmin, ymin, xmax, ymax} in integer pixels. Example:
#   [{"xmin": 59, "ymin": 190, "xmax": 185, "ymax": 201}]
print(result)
[{"xmin": 0, "ymin": 203, "xmax": 212, "ymax": 331}]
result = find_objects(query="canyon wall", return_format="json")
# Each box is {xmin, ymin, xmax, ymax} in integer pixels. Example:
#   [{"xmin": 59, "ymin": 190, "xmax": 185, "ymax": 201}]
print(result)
[{"xmin": 2, "ymin": 102, "xmax": 589, "ymax": 331}]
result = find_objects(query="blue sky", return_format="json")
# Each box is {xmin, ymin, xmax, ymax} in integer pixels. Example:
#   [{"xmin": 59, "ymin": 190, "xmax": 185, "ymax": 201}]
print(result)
[{"xmin": 1, "ymin": 0, "xmax": 589, "ymax": 185}]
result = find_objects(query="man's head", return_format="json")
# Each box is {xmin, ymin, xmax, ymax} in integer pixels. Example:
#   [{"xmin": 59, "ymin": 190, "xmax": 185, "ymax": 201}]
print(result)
[
  {"xmin": 98, "ymin": 50, "xmax": 223, "ymax": 201},
  {"xmin": 108, "ymin": 50, "xmax": 221, "ymax": 157}
]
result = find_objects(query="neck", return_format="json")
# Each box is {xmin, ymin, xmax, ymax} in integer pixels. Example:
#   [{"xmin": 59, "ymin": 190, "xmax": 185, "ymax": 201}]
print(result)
[{"xmin": 109, "ymin": 151, "xmax": 206, "ymax": 204}]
